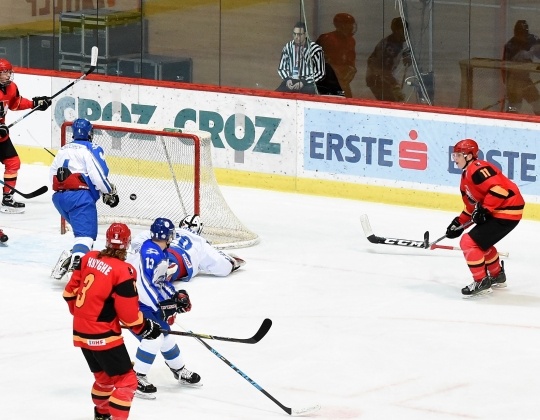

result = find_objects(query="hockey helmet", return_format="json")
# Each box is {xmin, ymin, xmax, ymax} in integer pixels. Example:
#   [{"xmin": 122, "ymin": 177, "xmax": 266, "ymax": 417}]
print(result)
[
  {"xmin": 150, "ymin": 217, "xmax": 175, "ymax": 243},
  {"xmin": 106, "ymin": 223, "xmax": 131, "ymax": 250},
  {"xmin": 72, "ymin": 118, "xmax": 94, "ymax": 141},
  {"xmin": 514, "ymin": 20, "xmax": 529, "ymax": 37},
  {"xmin": 179, "ymin": 214, "xmax": 203, "ymax": 235},
  {"xmin": 333, "ymin": 13, "xmax": 357, "ymax": 35},
  {"xmin": 0, "ymin": 58, "xmax": 14, "ymax": 86},
  {"xmin": 453, "ymin": 139, "xmax": 479, "ymax": 158}
]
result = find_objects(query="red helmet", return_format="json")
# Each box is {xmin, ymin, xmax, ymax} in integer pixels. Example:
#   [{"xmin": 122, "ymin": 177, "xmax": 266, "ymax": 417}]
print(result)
[
  {"xmin": 106, "ymin": 223, "xmax": 131, "ymax": 250},
  {"xmin": 0, "ymin": 58, "xmax": 13, "ymax": 86},
  {"xmin": 333, "ymin": 13, "xmax": 356, "ymax": 35},
  {"xmin": 453, "ymin": 139, "xmax": 479, "ymax": 158}
]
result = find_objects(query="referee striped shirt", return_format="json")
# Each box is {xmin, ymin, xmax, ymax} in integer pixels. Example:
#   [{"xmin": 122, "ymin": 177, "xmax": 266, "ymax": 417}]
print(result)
[{"xmin": 277, "ymin": 40, "xmax": 325, "ymax": 84}]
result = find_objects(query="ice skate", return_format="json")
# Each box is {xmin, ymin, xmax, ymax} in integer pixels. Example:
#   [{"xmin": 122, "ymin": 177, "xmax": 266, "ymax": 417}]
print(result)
[
  {"xmin": 135, "ymin": 373, "xmax": 157, "ymax": 399},
  {"xmin": 461, "ymin": 276, "xmax": 492, "ymax": 298},
  {"xmin": 490, "ymin": 261, "xmax": 507, "ymax": 289},
  {"xmin": 170, "ymin": 365, "xmax": 202, "ymax": 387},
  {"xmin": 0, "ymin": 193, "xmax": 25, "ymax": 214},
  {"xmin": 0, "ymin": 229, "xmax": 8, "ymax": 244},
  {"xmin": 94, "ymin": 407, "xmax": 111, "ymax": 420}
]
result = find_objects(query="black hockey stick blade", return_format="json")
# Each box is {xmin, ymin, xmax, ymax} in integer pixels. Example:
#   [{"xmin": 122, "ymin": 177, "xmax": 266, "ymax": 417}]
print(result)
[
  {"xmin": 360, "ymin": 214, "xmax": 427, "ymax": 248},
  {"xmin": 0, "ymin": 180, "xmax": 48, "ymax": 199},
  {"xmin": 165, "ymin": 318, "xmax": 272, "ymax": 344}
]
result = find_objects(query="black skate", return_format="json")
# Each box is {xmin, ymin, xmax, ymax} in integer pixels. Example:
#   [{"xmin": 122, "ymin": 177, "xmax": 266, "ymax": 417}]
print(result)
[
  {"xmin": 0, "ymin": 229, "xmax": 8, "ymax": 243},
  {"xmin": 170, "ymin": 365, "xmax": 202, "ymax": 387},
  {"xmin": 135, "ymin": 373, "xmax": 157, "ymax": 399},
  {"xmin": 490, "ymin": 261, "xmax": 506, "ymax": 289},
  {"xmin": 462, "ymin": 276, "xmax": 492, "ymax": 298},
  {"xmin": 1, "ymin": 193, "xmax": 25, "ymax": 214},
  {"xmin": 94, "ymin": 407, "xmax": 111, "ymax": 420}
]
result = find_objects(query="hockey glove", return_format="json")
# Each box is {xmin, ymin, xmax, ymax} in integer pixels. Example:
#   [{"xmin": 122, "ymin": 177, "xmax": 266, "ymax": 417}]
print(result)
[
  {"xmin": 0, "ymin": 123, "xmax": 8, "ymax": 138},
  {"xmin": 102, "ymin": 184, "xmax": 119, "ymax": 208},
  {"xmin": 159, "ymin": 298, "xmax": 178, "ymax": 324},
  {"xmin": 138, "ymin": 318, "xmax": 162, "ymax": 340},
  {"xmin": 445, "ymin": 217, "xmax": 464, "ymax": 239},
  {"xmin": 472, "ymin": 204, "xmax": 489, "ymax": 225},
  {"xmin": 175, "ymin": 290, "xmax": 192, "ymax": 313},
  {"xmin": 32, "ymin": 96, "xmax": 52, "ymax": 111},
  {"xmin": 103, "ymin": 193, "xmax": 119, "ymax": 207}
]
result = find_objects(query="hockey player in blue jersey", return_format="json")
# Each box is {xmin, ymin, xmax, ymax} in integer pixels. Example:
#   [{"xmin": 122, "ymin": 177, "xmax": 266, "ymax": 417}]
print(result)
[
  {"xmin": 130, "ymin": 214, "xmax": 245, "ymax": 282},
  {"xmin": 50, "ymin": 118, "xmax": 119, "ymax": 280},
  {"xmin": 127, "ymin": 217, "xmax": 201, "ymax": 399}
]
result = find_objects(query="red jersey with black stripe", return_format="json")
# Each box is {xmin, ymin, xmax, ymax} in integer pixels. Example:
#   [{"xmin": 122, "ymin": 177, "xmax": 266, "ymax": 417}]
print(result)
[
  {"xmin": 0, "ymin": 82, "xmax": 33, "ymax": 141},
  {"xmin": 458, "ymin": 158, "xmax": 524, "ymax": 222},
  {"xmin": 63, "ymin": 250, "xmax": 145, "ymax": 351}
]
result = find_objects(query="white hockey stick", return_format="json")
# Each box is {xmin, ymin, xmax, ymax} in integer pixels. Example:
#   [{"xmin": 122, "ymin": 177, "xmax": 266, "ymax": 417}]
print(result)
[{"xmin": 8, "ymin": 46, "xmax": 99, "ymax": 129}]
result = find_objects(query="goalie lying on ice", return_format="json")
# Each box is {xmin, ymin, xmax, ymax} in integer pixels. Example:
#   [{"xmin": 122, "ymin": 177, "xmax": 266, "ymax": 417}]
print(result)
[{"xmin": 130, "ymin": 214, "xmax": 245, "ymax": 282}]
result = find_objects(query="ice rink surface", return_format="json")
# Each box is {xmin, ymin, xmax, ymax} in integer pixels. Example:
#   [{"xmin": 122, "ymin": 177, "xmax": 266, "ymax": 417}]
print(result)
[{"xmin": 2, "ymin": 164, "xmax": 540, "ymax": 420}]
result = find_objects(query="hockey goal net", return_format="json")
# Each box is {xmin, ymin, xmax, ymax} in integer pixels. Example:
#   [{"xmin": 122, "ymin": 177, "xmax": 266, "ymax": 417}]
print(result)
[{"xmin": 60, "ymin": 121, "xmax": 259, "ymax": 249}]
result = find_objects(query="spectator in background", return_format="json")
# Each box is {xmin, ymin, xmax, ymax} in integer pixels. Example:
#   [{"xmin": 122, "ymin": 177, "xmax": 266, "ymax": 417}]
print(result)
[
  {"xmin": 502, "ymin": 20, "xmax": 540, "ymax": 114},
  {"xmin": 365, "ymin": 17, "xmax": 411, "ymax": 102},
  {"xmin": 316, "ymin": 13, "xmax": 357, "ymax": 97},
  {"xmin": 276, "ymin": 21, "xmax": 325, "ymax": 94}
]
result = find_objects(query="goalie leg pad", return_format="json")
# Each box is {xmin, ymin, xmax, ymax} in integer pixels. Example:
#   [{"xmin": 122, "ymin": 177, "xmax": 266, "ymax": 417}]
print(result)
[{"xmin": 51, "ymin": 249, "xmax": 72, "ymax": 280}]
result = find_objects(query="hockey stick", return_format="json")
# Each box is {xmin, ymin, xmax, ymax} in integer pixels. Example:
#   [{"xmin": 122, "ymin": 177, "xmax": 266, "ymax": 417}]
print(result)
[
  {"xmin": 7, "ymin": 46, "xmax": 99, "ymax": 129},
  {"xmin": 176, "ymin": 321, "xmax": 321, "ymax": 416},
  {"xmin": 430, "ymin": 243, "xmax": 510, "ymax": 258},
  {"xmin": 360, "ymin": 214, "xmax": 428, "ymax": 249},
  {"xmin": 122, "ymin": 318, "xmax": 272, "ymax": 344},
  {"xmin": 427, "ymin": 220, "xmax": 474, "ymax": 249},
  {"xmin": 0, "ymin": 179, "xmax": 48, "ymax": 198}
]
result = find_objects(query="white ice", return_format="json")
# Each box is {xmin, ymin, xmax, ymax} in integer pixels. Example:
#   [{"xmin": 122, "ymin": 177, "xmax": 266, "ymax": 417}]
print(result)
[{"xmin": 2, "ymin": 163, "xmax": 539, "ymax": 420}]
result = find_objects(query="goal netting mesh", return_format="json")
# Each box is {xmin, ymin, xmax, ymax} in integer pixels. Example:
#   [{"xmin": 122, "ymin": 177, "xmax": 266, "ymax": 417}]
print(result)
[{"xmin": 60, "ymin": 121, "xmax": 259, "ymax": 249}]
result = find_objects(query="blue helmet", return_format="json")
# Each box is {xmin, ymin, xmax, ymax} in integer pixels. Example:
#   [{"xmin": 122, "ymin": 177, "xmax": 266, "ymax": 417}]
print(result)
[
  {"xmin": 72, "ymin": 118, "xmax": 93, "ymax": 141},
  {"xmin": 150, "ymin": 217, "xmax": 175, "ymax": 243}
]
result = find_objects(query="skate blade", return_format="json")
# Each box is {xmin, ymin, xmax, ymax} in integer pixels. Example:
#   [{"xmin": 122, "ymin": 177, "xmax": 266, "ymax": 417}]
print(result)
[
  {"xmin": 491, "ymin": 283, "xmax": 507, "ymax": 289},
  {"xmin": 0, "ymin": 206, "xmax": 24, "ymax": 214},
  {"xmin": 179, "ymin": 380, "xmax": 203, "ymax": 388},
  {"xmin": 462, "ymin": 288, "xmax": 493, "ymax": 299},
  {"xmin": 134, "ymin": 390, "xmax": 157, "ymax": 400}
]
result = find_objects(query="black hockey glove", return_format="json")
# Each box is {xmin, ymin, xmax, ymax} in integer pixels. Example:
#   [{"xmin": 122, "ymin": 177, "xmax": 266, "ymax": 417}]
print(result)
[
  {"xmin": 0, "ymin": 123, "xmax": 8, "ymax": 138},
  {"xmin": 102, "ymin": 193, "xmax": 119, "ymax": 207},
  {"xmin": 102, "ymin": 184, "xmax": 119, "ymax": 207},
  {"xmin": 445, "ymin": 217, "xmax": 464, "ymax": 239},
  {"xmin": 175, "ymin": 290, "xmax": 192, "ymax": 313},
  {"xmin": 32, "ymin": 96, "xmax": 52, "ymax": 111},
  {"xmin": 159, "ymin": 298, "xmax": 178, "ymax": 323},
  {"xmin": 472, "ymin": 204, "xmax": 489, "ymax": 225},
  {"xmin": 138, "ymin": 318, "xmax": 162, "ymax": 340}
]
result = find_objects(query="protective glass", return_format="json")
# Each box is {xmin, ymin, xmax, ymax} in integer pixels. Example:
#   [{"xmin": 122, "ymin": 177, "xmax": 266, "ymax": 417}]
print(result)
[{"xmin": 451, "ymin": 152, "xmax": 465, "ymax": 159}]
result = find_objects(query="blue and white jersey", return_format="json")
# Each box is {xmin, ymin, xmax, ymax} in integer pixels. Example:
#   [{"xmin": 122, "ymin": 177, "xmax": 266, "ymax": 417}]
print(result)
[
  {"xmin": 126, "ymin": 239, "xmax": 176, "ymax": 312},
  {"xmin": 130, "ymin": 227, "xmax": 233, "ymax": 282},
  {"xmin": 49, "ymin": 140, "xmax": 114, "ymax": 201}
]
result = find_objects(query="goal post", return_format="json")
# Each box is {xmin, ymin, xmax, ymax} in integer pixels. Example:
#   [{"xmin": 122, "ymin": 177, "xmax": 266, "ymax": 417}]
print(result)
[{"xmin": 59, "ymin": 120, "xmax": 260, "ymax": 249}]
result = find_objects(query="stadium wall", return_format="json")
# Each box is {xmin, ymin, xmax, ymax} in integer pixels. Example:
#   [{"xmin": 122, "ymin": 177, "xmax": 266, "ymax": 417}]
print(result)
[{"xmin": 10, "ymin": 69, "xmax": 540, "ymax": 220}]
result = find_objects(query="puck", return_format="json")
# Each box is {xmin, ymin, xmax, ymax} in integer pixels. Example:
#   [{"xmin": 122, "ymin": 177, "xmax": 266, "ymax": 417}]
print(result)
[{"xmin": 130, "ymin": 193, "xmax": 137, "ymax": 200}]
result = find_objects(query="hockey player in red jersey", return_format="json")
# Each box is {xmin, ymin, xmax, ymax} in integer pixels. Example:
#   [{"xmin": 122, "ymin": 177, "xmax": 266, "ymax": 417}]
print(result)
[
  {"xmin": 63, "ymin": 223, "xmax": 162, "ymax": 420},
  {"xmin": 0, "ymin": 58, "xmax": 51, "ymax": 213},
  {"xmin": 445, "ymin": 139, "xmax": 524, "ymax": 297}
]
